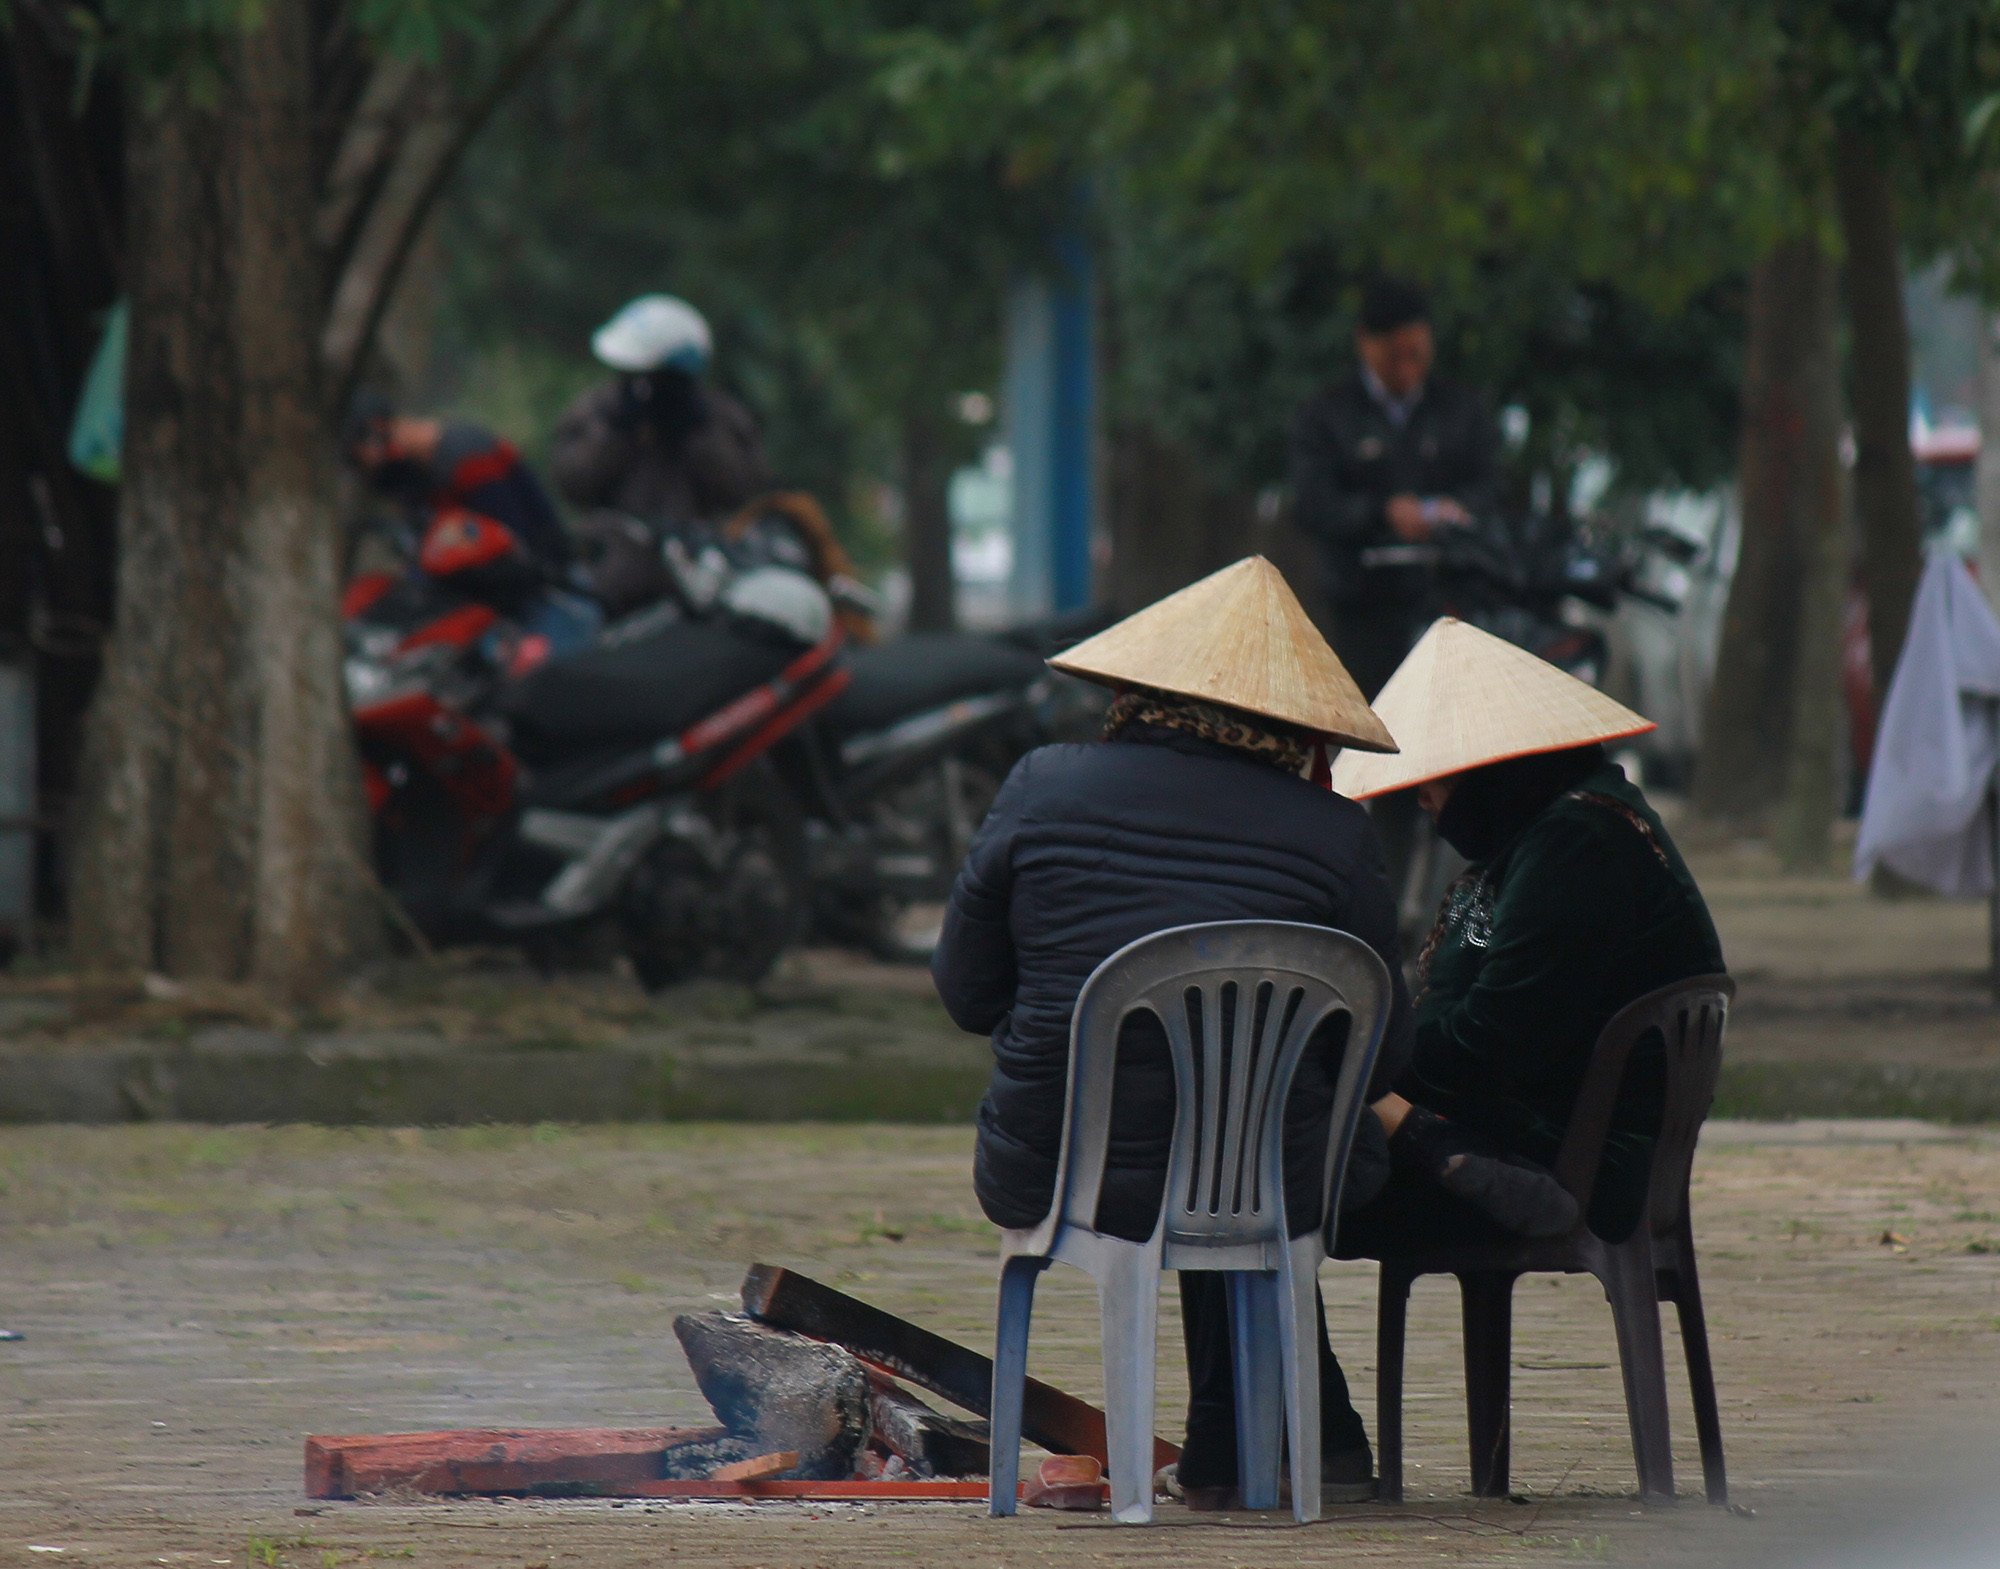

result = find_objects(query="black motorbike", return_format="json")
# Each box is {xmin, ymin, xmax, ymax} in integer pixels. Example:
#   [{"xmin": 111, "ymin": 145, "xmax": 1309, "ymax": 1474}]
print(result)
[
  {"xmin": 496, "ymin": 593, "xmax": 1062, "ymax": 980},
  {"xmin": 1359, "ymin": 511, "xmax": 1620, "ymax": 686}
]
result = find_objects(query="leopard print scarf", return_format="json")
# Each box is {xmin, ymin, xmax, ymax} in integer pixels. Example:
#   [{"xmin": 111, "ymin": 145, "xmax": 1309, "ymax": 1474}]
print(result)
[{"xmin": 1101, "ymin": 690, "xmax": 1311, "ymax": 775}]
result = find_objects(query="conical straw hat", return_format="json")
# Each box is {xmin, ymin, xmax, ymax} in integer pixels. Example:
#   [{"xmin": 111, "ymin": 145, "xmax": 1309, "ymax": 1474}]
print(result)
[
  {"xmin": 1331, "ymin": 617, "xmax": 1653, "ymax": 799},
  {"xmin": 1049, "ymin": 557, "xmax": 1397, "ymax": 752}
]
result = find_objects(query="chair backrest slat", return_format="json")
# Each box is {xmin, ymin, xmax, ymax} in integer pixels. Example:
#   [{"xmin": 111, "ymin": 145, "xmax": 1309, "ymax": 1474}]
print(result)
[
  {"xmin": 1647, "ymin": 989, "xmax": 1730, "ymax": 1235},
  {"xmin": 1051, "ymin": 922, "xmax": 1392, "ymax": 1251},
  {"xmin": 1550, "ymin": 974, "xmax": 1734, "ymax": 1232}
]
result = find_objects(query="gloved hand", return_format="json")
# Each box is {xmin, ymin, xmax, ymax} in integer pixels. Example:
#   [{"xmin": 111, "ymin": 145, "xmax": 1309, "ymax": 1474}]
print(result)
[{"xmin": 612, "ymin": 373, "xmax": 658, "ymax": 433}]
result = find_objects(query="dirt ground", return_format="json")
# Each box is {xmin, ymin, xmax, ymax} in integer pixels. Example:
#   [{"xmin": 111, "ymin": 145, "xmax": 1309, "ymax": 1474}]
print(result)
[
  {"xmin": 1677, "ymin": 826, "xmax": 1996, "ymax": 1068},
  {"xmin": 3, "ymin": 816, "xmax": 1998, "ymax": 1565},
  {"xmin": 5, "ymin": 1118, "xmax": 2000, "ymax": 1568}
]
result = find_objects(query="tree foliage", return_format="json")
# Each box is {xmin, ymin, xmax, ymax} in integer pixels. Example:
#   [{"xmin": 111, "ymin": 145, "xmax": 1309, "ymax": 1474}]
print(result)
[
  {"xmin": 440, "ymin": 0, "xmax": 1058, "ymax": 556},
  {"xmin": 859, "ymin": 0, "xmax": 1787, "ymax": 504}
]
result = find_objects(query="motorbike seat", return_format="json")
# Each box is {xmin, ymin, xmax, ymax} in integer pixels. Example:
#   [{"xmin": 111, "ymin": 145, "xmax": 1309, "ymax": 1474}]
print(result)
[
  {"xmin": 823, "ymin": 632, "xmax": 1047, "ymax": 740},
  {"xmin": 499, "ymin": 616, "xmax": 798, "ymax": 766}
]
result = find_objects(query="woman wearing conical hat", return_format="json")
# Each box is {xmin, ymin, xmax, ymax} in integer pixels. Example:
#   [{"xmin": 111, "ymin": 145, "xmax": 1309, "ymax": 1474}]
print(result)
[
  {"xmin": 932, "ymin": 557, "xmax": 1409, "ymax": 1506},
  {"xmin": 1330, "ymin": 618, "xmax": 1725, "ymax": 1253}
]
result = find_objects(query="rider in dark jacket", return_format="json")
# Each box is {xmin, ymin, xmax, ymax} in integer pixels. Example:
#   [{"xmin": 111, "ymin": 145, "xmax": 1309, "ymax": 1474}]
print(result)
[
  {"xmin": 549, "ymin": 294, "xmax": 769, "ymax": 525},
  {"xmin": 346, "ymin": 401, "xmax": 571, "ymax": 572},
  {"xmin": 548, "ymin": 295, "xmax": 771, "ymax": 615},
  {"xmin": 1289, "ymin": 279, "xmax": 1500, "ymax": 700}
]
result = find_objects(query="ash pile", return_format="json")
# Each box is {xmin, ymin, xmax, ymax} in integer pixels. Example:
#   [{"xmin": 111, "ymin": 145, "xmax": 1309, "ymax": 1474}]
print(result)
[{"xmin": 668, "ymin": 1311, "xmax": 989, "ymax": 1482}]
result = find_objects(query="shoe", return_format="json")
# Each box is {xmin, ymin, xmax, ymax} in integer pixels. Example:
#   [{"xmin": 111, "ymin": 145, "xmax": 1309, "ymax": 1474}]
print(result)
[
  {"xmin": 1181, "ymin": 1481, "xmax": 1239, "ymax": 1511},
  {"xmin": 1320, "ymin": 1445, "xmax": 1377, "ymax": 1503},
  {"xmin": 1175, "ymin": 1448, "xmax": 1376, "ymax": 1510}
]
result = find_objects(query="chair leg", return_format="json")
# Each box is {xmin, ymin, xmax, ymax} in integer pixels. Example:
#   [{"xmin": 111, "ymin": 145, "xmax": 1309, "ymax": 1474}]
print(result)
[
  {"xmin": 1668, "ymin": 1221, "xmax": 1728, "ymax": 1505},
  {"xmin": 1094, "ymin": 1245, "xmax": 1162, "ymax": 1524},
  {"xmin": 1377, "ymin": 1263, "xmax": 1414, "ymax": 1504},
  {"xmin": 1225, "ymin": 1271, "xmax": 1284, "ymax": 1512},
  {"xmin": 1602, "ymin": 1242, "xmax": 1675, "ymax": 1504},
  {"xmin": 1458, "ymin": 1271, "xmax": 1517, "ymax": 1498},
  {"xmin": 1279, "ymin": 1240, "xmax": 1323, "ymax": 1523},
  {"xmin": 989, "ymin": 1255, "xmax": 1044, "ymax": 1517}
]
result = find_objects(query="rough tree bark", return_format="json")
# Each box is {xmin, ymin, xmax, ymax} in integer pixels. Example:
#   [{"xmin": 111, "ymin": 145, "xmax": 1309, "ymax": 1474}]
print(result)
[
  {"xmin": 1833, "ymin": 125, "xmax": 1923, "ymax": 700},
  {"xmin": 320, "ymin": 0, "xmax": 589, "ymax": 411},
  {"xmin": 901, "ymin": 403, "xmax": 957, "ymax": 632},
  {"xmin": 68, "ymin": 0, "xmax": 371, "ymax": 996},
  {"xmin": 1693, "ymin": 236, "xmax": 1845, "ymax": 838},
  {"xmin": 1104, "ymin": 425, "xmax": 1249, "ymax": 616},
  {"xmin": 1772, "ymin": 326, "xmax": 1851, "ymax": 872}
]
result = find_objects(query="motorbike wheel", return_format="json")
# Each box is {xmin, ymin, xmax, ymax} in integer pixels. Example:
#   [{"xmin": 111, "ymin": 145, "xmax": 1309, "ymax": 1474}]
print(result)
[
  {"xmin": 824, "ymin": 746, "xmax": 1006, "ymax": 965},
  {"xmin": 617, "ymin": 759, "xmax": 807, "ymax": 991}
]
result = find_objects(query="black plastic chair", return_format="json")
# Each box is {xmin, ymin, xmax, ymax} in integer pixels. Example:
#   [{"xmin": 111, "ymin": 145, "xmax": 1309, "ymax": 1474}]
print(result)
[{"xmin": 1373, "ymin": 975, "xmax": 1734, "ymax": 1506}]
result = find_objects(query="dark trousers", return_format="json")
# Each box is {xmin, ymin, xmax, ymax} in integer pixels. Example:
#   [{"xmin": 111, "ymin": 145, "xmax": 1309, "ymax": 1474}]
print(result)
[
  {"xmin": 1176, "ymin": 1272, "xmax": 1371, "ymax": 1488},
  {"xmin": 1329, "ymin": 601, "xmax": 1420, "ymax": 702},
  {"xmin": 1177, "ymin": 1172, "xmax": 1511, "ymax": 1488}
]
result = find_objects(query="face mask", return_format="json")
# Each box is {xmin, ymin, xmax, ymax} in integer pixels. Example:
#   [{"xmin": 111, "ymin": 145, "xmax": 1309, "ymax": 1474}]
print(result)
[
  {"xmin": 368, "ymin": 456, "xmax": 432, "ymax": 503},
  {"xmin": 1432, "ymin": 745, "xmax": 1604, "ymax": 861}
]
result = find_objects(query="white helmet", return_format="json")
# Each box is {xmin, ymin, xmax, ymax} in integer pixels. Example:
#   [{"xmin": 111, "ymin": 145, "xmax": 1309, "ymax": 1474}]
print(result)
[{"xmin": 591, "ymin": 294, "xmax": 712, "ymax": 374}]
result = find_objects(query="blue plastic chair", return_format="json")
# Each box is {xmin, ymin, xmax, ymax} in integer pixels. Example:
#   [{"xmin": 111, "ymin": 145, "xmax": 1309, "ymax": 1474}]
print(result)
[{"xmin": 987, "ymin": 921, "xmax": 1392, "ymax": 1523}]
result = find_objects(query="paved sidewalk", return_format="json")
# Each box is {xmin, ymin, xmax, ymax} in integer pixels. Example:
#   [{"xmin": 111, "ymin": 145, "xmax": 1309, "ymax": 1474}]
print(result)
[{"xmin": 4, "ymin": 1120, "xmax": 1999, "ymax": 1566}]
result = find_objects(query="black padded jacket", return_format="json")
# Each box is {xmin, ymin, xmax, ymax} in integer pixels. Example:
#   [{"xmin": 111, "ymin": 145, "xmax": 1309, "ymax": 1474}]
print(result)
[
  {"xmin": 1289, "ymin": 370, "xmax": 1500, "ymax": 609},
  {"xmin": 931, "ymin": 725, "xmax": 1413, "ymax": 1242}
]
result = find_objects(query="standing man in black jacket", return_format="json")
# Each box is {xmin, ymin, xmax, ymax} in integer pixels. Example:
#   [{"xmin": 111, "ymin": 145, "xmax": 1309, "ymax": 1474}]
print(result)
[
  {"xmin": 1289, "ymin": 279, "xmax": 1501, "ymax": 700},
  {"xmin": 1290, "ymin": 279, "xmax": 1500, "ymax": 907}
]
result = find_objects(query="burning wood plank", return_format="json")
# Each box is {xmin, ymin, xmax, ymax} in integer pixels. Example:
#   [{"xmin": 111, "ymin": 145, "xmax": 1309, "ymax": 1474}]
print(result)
[
  {"xmin": 674, "ymin": 1311, "xmax": 869, "ymax": 1480},
  {"xmin": 303, "ymin": 1264, "xmax": 1170, "ymax": 1502},
  {"xmin": 741, "ymin": 1263, "xmax": 1179, "ymax": 1470}
]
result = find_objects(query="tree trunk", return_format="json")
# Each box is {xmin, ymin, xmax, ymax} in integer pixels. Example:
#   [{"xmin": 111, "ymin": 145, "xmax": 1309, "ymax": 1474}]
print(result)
[
  {"xmin": 1104, "ymin": 424, "xmax": 1246, "ymax": 615},
  {"xmin": 68, "ymin": 0, "xmax": 372, "ymax": 998},
  {"xmin": 1833, "ymin": 125, "xmax": 1923, "ymax": 700},
  {"xmin": 901, "ymin": 403, "xmax": 957, "ymax": 632},
  {"xmin": 1692, "ymin": 237, "xmax": 1844, "ymax": 831},
  {"xmin": 1772, "ymin": 407, "xmax": 1850, "ymax": 872}
]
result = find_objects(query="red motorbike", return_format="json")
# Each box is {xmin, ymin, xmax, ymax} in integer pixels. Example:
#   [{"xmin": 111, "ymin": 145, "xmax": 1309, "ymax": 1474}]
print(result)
[{"xmin": 346, "ymin": 498, "xmax": 1082, "ymax": 983}]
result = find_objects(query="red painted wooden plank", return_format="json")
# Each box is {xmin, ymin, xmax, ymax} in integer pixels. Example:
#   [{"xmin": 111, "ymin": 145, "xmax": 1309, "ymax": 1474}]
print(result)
[
  {"xmin": 304, "ymin": 1426, "xmax": 725, "ymax": 1500},
  {"xmin": 611, "ymin": 1479, "xmax": 997, "ymax": 1500}
]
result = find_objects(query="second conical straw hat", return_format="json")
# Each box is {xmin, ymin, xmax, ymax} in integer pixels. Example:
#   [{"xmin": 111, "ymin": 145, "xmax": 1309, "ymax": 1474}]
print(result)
[
  {"xmin": 1331, "ymin": 617, "xmax": 1654, "ymax": 799},
  {"xmin": 1049, "ymin": 556, "xmax": 1397, "ymax": 752}
]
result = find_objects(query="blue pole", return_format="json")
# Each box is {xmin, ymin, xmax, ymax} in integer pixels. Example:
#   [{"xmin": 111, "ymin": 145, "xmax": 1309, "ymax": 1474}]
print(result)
[
  {"xmin": 1049, "ymin": 228, "xmax": 1095, "ymax": 613},
  {"xmin": 1003, "ymin": 226, "xmax": 1096, "ymax": 620}
]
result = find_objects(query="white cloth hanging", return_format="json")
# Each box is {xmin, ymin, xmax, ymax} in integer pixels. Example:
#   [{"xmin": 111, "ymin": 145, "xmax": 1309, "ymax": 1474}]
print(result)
[{"xmin": 1854, "ymin": 551, "xmax": 2000, "ymax": 896}]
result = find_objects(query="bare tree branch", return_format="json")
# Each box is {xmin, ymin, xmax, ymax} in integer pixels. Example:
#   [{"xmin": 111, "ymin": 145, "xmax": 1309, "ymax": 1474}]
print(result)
[
  {"xmin": 322, "ymin": 0, "xmax": 589, "ymax": 414},
  {"xmin": 315, "ymin": 53, "xmax": 437, "ymax": 304}
]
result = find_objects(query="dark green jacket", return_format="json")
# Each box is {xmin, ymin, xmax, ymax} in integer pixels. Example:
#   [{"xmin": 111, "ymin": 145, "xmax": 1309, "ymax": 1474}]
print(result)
[{"xmin": 1401, "ymin": 762, "xmax": 1724, "ymax": 1240}]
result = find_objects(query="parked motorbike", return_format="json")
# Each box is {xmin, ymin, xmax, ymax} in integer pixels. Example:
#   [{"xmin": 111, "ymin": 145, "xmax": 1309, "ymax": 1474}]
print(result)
[
  {"xmin": 1360, "ymin": 512, "xmax": 1619, "ymax": 686},
  {"xmin": 346, "ymin": 525, "xmax": 1067, "ymax": 985}
]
